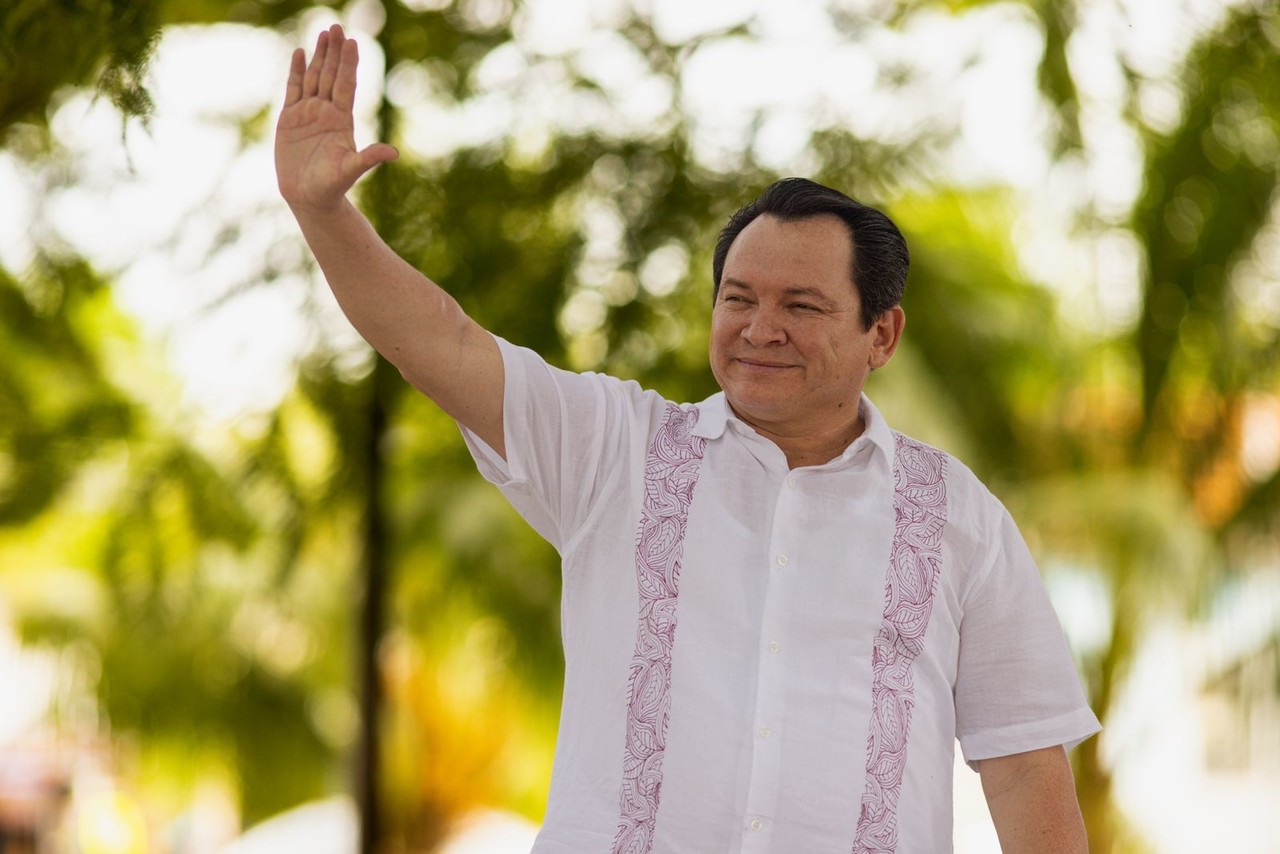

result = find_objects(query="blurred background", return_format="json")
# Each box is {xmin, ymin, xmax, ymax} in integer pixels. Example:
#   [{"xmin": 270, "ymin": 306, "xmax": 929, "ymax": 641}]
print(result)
[{"xmin": 1, "ymin": 0, "xmax": 1279, "ymax": 851}]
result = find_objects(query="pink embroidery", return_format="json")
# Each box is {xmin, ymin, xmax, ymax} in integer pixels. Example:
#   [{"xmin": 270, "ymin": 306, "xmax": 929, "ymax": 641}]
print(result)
[
  {"xmin": 852, "ymin": 433, "xmax": 948, "ymax": 854},
  {"xmin": 612, "ymin": 404, "xmax": 706, "ymax": 854}
]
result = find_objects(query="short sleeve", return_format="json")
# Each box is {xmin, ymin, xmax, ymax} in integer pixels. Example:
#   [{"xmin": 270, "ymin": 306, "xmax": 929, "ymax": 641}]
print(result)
[
  {"xmin": 458, "ymin": 335, "xmax": 663, "ymax": 553},
  {"xmin": 954, "ymin": 505, "xmax": 1101, "ymax": 767}
]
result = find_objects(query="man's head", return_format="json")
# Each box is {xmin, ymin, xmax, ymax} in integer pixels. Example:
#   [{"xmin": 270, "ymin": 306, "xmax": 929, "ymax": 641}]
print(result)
[
  {"xmin": 708, "ymin": 179, "xmax": 908, "ymax": 445},
  {"xmin": 712, "ymin": 177, "xmax": 909, "ymax": 331}
]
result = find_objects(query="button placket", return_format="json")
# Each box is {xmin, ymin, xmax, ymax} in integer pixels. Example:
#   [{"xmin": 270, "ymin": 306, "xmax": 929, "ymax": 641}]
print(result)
[{"xmin": 741, "ymin": 476, "xmax": 797, "ymax": 849}]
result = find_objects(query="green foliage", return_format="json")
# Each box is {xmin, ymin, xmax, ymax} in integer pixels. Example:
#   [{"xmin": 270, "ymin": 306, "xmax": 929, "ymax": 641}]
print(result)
[
  {"xmin": 0, "ymin": 259, "xmax": 351, "ymax": 823},
  {"xmin": 0, "ymin": 0, "xmax": 159, "ymax": 127},
  {"xmin": 3, "ymin": 1, "xmax": 1280, "ymax": 852},
  {"xmin": 892, "ymin": 189, "xmax": 1073, "ymax": 479},
  {"xmin": 0, "ymin": 0, "xmax": 339, "ymax": 134},
  {"xmin": 1133, "ymin": 2, "xmax": 1280, "ymax": 452},
  {"xmin": 1030, "ymin": 0, "xmax": 1083, "ymax": 155},
  {"xmin": 0, "ymin": 256, "xmax": 133, "ymax": 525}
]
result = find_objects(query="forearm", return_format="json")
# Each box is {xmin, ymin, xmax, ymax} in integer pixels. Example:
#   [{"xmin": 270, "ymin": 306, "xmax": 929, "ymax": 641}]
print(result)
[
  {"xmin": 291, "ymin": 199, "xmax": 462, "ymax": 376},
  {"xmin": 289, "ymin": 199, "xmax": 504, "ymax": 450},
  {"xmin": 980, "ymin": 746, "xmax": 1088, "ymax": 853}
]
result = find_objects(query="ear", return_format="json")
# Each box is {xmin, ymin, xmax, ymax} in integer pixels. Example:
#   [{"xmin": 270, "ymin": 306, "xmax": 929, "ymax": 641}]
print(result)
[{"xmin": 868, "ymin": 306, "xmax": 906, "ymax": 370}]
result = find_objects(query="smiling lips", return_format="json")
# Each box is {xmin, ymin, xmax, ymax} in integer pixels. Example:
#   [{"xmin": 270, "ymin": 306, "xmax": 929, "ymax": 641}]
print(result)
[{"xmin": 734, "ymin": 357, "xmax": 797, "ymax": 371}]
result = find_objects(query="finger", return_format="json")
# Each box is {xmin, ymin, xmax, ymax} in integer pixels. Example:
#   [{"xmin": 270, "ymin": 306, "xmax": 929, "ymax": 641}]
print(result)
[
  {"xmin": 303, "ymin": 30, "xmax": 328, "ymax": 98},
  {"xmin": 318, "ymin": 24, "xmax": 344, "ymax": 100},
  {"xmin": 332, "ymin": 39, "xmax": 359, "ymax": 113},
  {"xmin": 284, "ymin": 48, "xmax": 305, "ymax": 106}
]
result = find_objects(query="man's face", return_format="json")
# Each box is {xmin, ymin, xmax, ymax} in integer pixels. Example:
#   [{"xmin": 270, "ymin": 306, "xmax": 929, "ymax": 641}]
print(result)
[{"xmin": 709, "ymin": 213, "xmax": 904, "ymax": 438}]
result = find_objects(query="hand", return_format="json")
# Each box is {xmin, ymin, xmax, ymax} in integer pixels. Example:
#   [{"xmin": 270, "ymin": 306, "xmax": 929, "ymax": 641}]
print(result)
[{"xmin": 275, "ymin": 24, "xmax": 397, "ymax": 213}]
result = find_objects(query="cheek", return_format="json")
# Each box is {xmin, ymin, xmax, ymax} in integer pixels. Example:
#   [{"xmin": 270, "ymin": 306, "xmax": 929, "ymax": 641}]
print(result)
[
  {"xmin": 815, "ymin": 340, "xmax": 859, "ymax": 376},
  {"xmin": 709, "ymin": 315, "xmax": 736, "ymax": 350},
  {"xmin": 707, "ymin": 327, "xmax": 726, "ymax": 371}
]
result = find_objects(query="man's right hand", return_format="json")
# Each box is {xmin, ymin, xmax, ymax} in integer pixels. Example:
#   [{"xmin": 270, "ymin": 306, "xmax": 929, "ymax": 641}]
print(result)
[{"xmin": 275, "ymin": 24, "xmax": 398, "ymax": 213}]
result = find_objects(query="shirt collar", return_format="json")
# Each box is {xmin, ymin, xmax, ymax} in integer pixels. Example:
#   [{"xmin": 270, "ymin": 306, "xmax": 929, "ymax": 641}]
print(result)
[
  {"xmin": 692, "ymin": 391, "xmax": 894, "ymax": 464},
  {"xmin": 691, "ymin": 392, "xmax": 730, "ymax": 439},
  {"xmin": 855, "ymin": 393, "xmax": 895, "ymax": 464}
]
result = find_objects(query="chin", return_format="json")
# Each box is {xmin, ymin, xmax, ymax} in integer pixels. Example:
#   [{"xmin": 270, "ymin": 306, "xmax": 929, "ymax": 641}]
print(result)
[{"xmin": 726, "ymin": 393, "xmax": 789, "ymax": 422}]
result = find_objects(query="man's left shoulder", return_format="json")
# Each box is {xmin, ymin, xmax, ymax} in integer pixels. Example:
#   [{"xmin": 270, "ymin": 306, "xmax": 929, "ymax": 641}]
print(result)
[
  {"xmin": 888, "ymin": 430, "xmax": 1010, "ymax": 534},
  {"xmin": 888, "ymin": 430, "xmax": 983, "ymax": 488}
]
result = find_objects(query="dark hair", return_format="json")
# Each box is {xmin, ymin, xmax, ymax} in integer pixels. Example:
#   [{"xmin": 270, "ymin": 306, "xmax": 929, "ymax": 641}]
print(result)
[{"xmin": 712, "ymin": 177, "xmax": 909, "ymax": 331}]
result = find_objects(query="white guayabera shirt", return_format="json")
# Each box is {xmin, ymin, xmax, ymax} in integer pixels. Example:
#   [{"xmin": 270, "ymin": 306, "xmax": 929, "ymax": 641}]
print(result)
[{"xmin": 461, "ymin": 337, "xmax": 1101, "ymax": 854}]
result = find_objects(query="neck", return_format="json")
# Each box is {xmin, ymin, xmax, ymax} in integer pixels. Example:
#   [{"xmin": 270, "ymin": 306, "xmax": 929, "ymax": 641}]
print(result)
[{"xmin": 732, "ymin": 403, "xmax": 867, "ymax": 469}]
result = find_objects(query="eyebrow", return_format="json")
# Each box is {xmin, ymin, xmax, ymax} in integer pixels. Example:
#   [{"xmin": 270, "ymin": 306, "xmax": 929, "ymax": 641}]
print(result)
[{"xmin": 720, "ymin": 278, "xmax": 841, "ymax": 308}]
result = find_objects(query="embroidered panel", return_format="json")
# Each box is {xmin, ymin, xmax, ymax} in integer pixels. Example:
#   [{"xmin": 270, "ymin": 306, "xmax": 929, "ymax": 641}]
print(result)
[
  {"xmin": 613, "ymin": 404, "xmax": 707, "ymax": 854},
  {"xmin": 852, "ymin": 432, "xmax": 949, "ymax": 854}
]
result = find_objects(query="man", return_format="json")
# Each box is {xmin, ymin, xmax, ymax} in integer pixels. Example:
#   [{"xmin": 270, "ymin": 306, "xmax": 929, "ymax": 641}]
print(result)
[{"xmin": 276, "ymin": 24, "xmax": 1100, "ymax": 853}]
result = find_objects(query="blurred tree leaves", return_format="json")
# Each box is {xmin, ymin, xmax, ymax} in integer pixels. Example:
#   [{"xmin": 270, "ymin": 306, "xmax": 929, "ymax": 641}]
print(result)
[
  {"xmin": 0, "ymin": 0, "xmax": 346, "ymax": 132},
  {"xmin": 0, "ymin": 256, "xmax": 133, "ymax": 525},
  {"xmin": 0, "ymin": 0, "xmax": 159, "ymax": 127},
  {"xmin": 2, "ymin": 1, "xmax": 1280, "ymax": 853},
  {"xmin": 0, "ymin": 253, "xmax": 345, "ymax": 823},
  {"xmin": 1133, "ymin": 3, "xmax": 1280, "ymax": 484}
]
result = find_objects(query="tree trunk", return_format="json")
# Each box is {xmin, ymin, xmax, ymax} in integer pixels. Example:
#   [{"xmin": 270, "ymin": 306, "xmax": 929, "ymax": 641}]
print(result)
[
  {"xmin": 1077, "ymin": 569, "xmax": 1138, "ymax": 853},
  {"xmin": 357, "ymin": 358, "xmax": 392, "ymax": 854}
]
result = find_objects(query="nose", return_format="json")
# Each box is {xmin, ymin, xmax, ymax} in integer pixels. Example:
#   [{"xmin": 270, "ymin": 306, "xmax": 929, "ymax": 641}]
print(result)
[{"xmin": 742, "ymin": 305, "xmax": 787, "ymax": 347}]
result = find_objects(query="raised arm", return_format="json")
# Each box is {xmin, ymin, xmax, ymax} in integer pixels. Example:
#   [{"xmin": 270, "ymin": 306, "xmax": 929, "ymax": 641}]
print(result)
[
  {"xmin": 977, "ymin": 745, "xmax": 1088, "ymax": 853},
  {"xmin": 275, "ymin": 24, "xmax": 505, "ymax": 457}
]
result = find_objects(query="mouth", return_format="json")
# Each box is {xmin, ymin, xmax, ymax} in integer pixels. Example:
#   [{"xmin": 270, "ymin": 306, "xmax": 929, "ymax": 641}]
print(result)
[{"xmin": 734, "ymin": 357, "xmax": 797, "ymax": 371}]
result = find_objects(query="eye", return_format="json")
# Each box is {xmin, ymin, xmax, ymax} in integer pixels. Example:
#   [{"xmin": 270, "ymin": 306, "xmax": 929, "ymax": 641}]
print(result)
[{"xmin": 791, "ymin": 302, "xmax": 820, "ymax": 312}]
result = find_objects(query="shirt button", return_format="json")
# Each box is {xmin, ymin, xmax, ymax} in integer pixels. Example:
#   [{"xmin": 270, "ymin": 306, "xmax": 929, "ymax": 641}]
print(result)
[
  {"xmin": 749, "ymin": 818, "xmax": 764, "ymax": 832},
  {"xmin": 759, "ymin": 726, "xmax": 772, "ymax": 738},
  {"xmin": 775, "ymin": 554, "xmax": 789, "ymax": 568},
  {"xmin": 786, "ymin": 476, "xmax": 798, "ymax": 489},
  {"xmin": 768, "ymin": 641, "xmax": 780, "ymax": 653}
]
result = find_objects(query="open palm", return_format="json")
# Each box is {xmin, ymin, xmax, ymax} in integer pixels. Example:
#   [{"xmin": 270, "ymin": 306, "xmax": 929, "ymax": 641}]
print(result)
[{"xmin": 275, "ymin": 24, "xmax": 397, "ymax": 212}]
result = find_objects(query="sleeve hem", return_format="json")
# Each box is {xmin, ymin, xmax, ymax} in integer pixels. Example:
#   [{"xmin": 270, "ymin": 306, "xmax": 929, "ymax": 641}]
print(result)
[
  {"xmin": 458, "ymin": 335, "xmax": 528, "ymax": 487},
  {"xmin": 959, "ymin": 707, "xmax": 1102, "ymax": 772}
]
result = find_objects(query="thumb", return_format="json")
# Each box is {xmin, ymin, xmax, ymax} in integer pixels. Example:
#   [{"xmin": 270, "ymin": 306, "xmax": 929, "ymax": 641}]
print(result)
[{"xmin": 355, "ymin": 143, "xmax": 399, "ymax": 174}]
